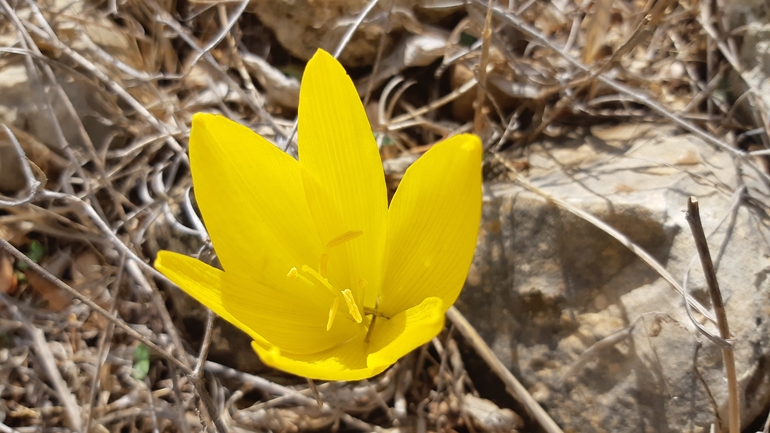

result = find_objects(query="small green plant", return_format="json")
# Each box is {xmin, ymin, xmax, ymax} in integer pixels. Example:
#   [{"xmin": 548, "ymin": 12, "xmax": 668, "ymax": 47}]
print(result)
[{"xmin": 133, "ymin": 344, "xmax": 151, "ymax": 380}]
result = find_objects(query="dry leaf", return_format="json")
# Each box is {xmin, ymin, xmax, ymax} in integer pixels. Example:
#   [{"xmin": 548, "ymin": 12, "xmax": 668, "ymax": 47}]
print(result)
[
  {"xmin": 24, "ymin": 268, "xmax": 72, "ymax": 311},
  {"xmin": 0, "ymin": 251, "xmax": 17, "ymax": 295}
]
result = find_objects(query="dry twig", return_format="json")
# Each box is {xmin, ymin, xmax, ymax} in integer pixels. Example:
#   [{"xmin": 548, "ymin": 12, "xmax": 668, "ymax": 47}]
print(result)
[
  {"xmin": 446, "ymin": 306, "xmax": 564, "ymax": 433},
  {"xmin": 685, "ymin": 197, "xmax": 740, "ymax": 433}
]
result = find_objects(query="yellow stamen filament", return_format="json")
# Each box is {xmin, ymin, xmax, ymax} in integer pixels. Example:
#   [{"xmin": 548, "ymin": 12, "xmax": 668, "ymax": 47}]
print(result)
[
  {"xmin": 290, "ymin": 230, "xmax": 368, "ymax": 331},
  {"xmin": 364, "ymin": 315, "xmax": 377, "ymax": 343},
  {"xmin": 319, "ymin": 253, "xmax": 328, "ymax": 278},
  {"xmin": 364, "ymin": 299, "xmax": 381, "ymax": 343},
  {"xmin": 326, "ymin": 230, "xmax": 363, "ymax": 248},
  {"xmin": 342, "ymin": 289, "xmax": 363, "ymax": 323},
  {"xmin": 327, "ymin": 297, "xmax": 339, "ymax": 331},
  {"xmin": 301, "ymin": 265, "xmax": 338, "ymax": 297}
]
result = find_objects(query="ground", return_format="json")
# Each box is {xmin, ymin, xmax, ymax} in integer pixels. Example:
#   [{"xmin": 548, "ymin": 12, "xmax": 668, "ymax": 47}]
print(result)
[{"xmin": 0, "ymin": 0, "xmax": 768, "ymax": 432}]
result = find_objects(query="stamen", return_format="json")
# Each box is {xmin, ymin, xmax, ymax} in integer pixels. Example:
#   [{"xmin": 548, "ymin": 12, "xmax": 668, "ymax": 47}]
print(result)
[
  {"xmin": 364, "ymin": 298, "xmax": 381, "ymax": 343},
  {"xmin": 342, "ymin": 289, "xmax": 363, "ymax": 323},
  {"xmin": 319, "ymin": 253, "xmax": 328, "ymax": 278},
  {"xmin": 287, "ymin": 267, "xmax": 298, "ymax": 279},
  {"xmin": 326, "ymin": 230, "xmax": 363, "ymax": 249},
  {"xmin": 364, "ymin": 315, "xmax": 377, "ymax": 343},
  {"xmin": 327, "ymin": 297, "xmax": 340, "ymax": 331},
  {"xmin": 301, "ymin": 265, "xmax": 338, "ymax": 297},
  {"xmin": 364, "ymin": 307, "xmax": 389, "ymax": 318},
  {"xmin": 287, "ymin": 267, "xmax": 313, "ymax": 286}
]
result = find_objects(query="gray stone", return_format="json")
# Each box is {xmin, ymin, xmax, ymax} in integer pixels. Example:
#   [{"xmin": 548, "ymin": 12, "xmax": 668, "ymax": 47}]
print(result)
[
  {"xmin": 249, "ymin": 0, "xmax": 464, "ymax": 67},
  {"xmin": 458, "ymin": 124, "xmax": 770, "ymax": 432}
]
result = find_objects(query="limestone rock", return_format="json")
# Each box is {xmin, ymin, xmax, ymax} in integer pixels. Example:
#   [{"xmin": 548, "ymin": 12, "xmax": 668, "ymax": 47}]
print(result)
[
  {"xmin": 459, "ymin": 124, "xmax": 770, "ymax": 432},
  {"xmin": 249, "ymin": 0, "xmax": 464, "ymax": 67}
]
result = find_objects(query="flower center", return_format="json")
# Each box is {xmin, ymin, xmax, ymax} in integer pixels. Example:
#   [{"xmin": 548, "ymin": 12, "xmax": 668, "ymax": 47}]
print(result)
[{"xmin": 286, "ymin": 230, "xmax": 366, "ymax": 331}]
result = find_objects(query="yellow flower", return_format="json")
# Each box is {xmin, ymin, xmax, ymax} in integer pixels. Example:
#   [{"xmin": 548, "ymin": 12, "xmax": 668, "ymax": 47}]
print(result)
[{"xmin": 155, "ymin": 49, "xmax": 481, "ymax": 381}]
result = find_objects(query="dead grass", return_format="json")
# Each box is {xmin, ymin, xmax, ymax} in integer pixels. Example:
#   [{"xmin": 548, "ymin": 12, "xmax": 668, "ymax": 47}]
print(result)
[{"xmin": 0, "ymin": 0, "xmax": 767, "ymax": 431}]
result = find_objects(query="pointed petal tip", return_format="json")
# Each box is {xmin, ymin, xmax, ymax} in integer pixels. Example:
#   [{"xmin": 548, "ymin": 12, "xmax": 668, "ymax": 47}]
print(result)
[
  {"xmin": 460, "ymin": 134, "xmax": 482, "ymax": 153},
  {"xmin": 309, "ymin": 48, "xmax": 335, "ymax": 62},
  {"xmin": 307, "ymin": 48, "xmax": 339, "ymax": 72},
  {"xmin": 154, "ymin": 250, "xmax": 172, "ymax": 273},
  {"xmin": 445, "ymin": 133, "xmax": 482, "ymax": 156},
  {"xmin": 304, "ymin": 48, "xmax": 351, "ymax": 89},
  {"xmin": 191, "ymin": 112, "xmax": 218, "ymax": 130}
]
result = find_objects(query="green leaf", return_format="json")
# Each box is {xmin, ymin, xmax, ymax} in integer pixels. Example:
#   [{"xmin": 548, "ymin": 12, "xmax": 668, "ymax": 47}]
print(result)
[
  {"xmin": 460, "ymin": 32, "xmax": 478, "ymax": 47},
  {"xmin": 133, "ymin": 344, "xmax": 151, "ymax": 380},
  {"xmin": 28, "ymin": 240, "xmax": 44, "ymax": 262},
  {"xmin": 16, "ymin": 240, "xmax": 45, "ymax": 271}
]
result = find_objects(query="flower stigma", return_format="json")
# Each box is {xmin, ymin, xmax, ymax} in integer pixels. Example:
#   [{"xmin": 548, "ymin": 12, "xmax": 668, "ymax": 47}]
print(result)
[{"xmin": 285, "ymin": 230, "xmax": 371, "ymax": 331}]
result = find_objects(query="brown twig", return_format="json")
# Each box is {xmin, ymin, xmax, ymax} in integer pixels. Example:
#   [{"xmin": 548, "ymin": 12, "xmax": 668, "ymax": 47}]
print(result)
[
  {"xmin": 0, "ymin": 237, "xmax": 190, "ymax": 373},
  {"xmin": 446, "ymin": 306, "xmax": 564, "ymax": 433},
  {"xmin": 473, "ymin": 0, "xmax": 493, "ymax": 136},
  {"xmin": 363, "ymin": 0, "xmax": 394, "ymax": 107},
  {"xmin": 477, "ymin": 0, "xmax": 770, "ymax": 193},
  {"xmin": 83, "ymin": 252, "xmax": 126, "ymax": 433},
  {"xmin": 0, "ymin": 293, "xmax": 83, "ymax": 431},
  {"xmin": 684, "ymin": 197, "xmax": 740, "ymax": 433},
  {"xmin": 189, "ymin": 309, "xmax": 228, "ymax": 433}
]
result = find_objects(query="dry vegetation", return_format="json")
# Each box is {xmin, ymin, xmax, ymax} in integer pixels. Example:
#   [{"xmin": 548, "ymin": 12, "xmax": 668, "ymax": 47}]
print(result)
[{"xmin": 0, "ymin": 0, "xmax": 768, "ymax": 432}]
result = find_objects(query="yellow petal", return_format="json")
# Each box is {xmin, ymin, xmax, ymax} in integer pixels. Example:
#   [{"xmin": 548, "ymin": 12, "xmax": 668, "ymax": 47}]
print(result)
[
  {"xmin": 251, "ymin": 339, "xmax": 378, "ymax": 382},
  {"xmin": 366, "ymin": 296, "xmax": 445, "ymax": 368},
  {"xmin": 189, "ymin": 113, "xmax": 322, "ymax": 287},
  {"xmin": 155, "ymin": 251, "xmax": 357, "ymax": 355},
  {"xmin": 250, "ymin": 296, "xmax": 445, "ymax": 381},
  {"xmin": 379, "ymin": 134, "xmax": 482, "ymax": 318},
  {"xmin": 298, "ymin": 50, "xmax": 387, "ymax": 308}
]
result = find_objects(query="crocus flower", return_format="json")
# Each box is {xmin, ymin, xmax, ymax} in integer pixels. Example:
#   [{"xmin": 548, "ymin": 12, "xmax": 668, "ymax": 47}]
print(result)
[{"xmin": 155, "ymin": 49, "xmax": 481, "ymax": 381}]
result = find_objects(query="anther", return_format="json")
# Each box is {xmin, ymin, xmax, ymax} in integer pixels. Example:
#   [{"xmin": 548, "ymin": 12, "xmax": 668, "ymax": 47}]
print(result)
[
  {"xmin": 287, "ymin": 267, "xmax": 314, "ymax": 286},
  {"xmin": 342, "ymin": 289, "xmax": 363, "ymax": 323},
  {"xmin": 326, "ymin": 230, "xmax": 363, "ymax": 249},
  {"xmin": 287, "ymin": 267, "xmax": 298, "ymax": 279},
  {"xmin": 327, "ymin": 297, "xmax": 339, "ymax": 331}
]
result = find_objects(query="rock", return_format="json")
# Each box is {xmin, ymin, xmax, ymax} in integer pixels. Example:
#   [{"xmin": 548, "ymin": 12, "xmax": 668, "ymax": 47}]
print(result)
[
  {"xmin": 249, "ymin": 0, "xmax": 464, "ymax": 67},
  {"xmin": 458, "ymin": 124, "xmax": 770, "ymax": 432},
  {"xmin": 463, "ymin": 394, "xmax": 524, "ymax": 433},
  {"xmin": 724, "ymin": 1, "xmax": 770, "ymax": 134},
  {"xmin": 0, "ymin": 48, "xmax": 124, "ymax": 161},
  {"xmin": 241, "ymin": 52, "xmax": 300, "ymax": 109},
  {"xmin": 731, "ymin": 22, "xmax": 770, "ymax": 128},
  {"xmin": 250, "ymin": 0, "xmax": 405, "ymax": 67}
]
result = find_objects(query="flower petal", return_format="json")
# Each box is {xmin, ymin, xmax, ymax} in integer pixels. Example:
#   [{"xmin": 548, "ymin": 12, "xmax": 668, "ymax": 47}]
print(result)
[
  {"xmin": 298, "ymin": 50, "xmax": 387, "ymax": 308},
  {"xmin": 250, "ymin": 296, "xmax": 444, "ymax": 381},
  {"xmin": 189, "ymin": 113, "xmax": 322, "ymax": 287},
  {"xmin": 379, "ymin": 134, "xmax": 482, "ymax": 318},
  {"xmin": 251, "ymin": 339, "xmax": 378, "ymax": 382},
  {"xmin": 155, "ymin": 251, "xmax": 358, "ymax": 355},
  {"xmin": 366, "ymin": 296, "xmax": 445, "ymax": 367}
]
